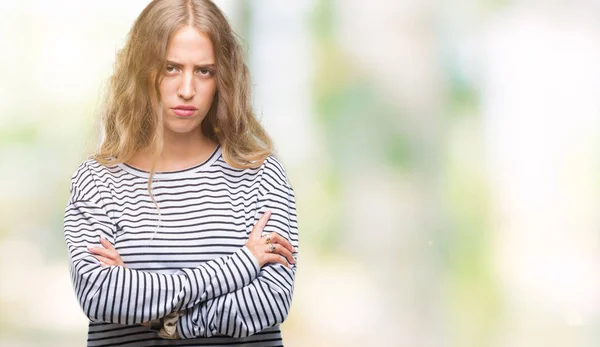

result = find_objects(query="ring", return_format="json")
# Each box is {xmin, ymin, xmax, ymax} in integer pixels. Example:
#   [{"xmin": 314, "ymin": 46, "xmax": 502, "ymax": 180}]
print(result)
[
  {"xmin": 268, "ymin": 243, "xmax": 276, "ymax": 253},
  {"xmin": 262, "ymin": 233, "xmax": 272, "ymax": 244}
]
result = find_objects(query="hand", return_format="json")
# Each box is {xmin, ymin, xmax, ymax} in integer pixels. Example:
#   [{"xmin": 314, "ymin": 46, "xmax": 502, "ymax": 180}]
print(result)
[
  {"xmin": 245, "ymin": 209, "xmax": 296, "ymax": 269},
  {"xmin": 88, "ymin": 238, "xmax": 126, "ymax": 268}
]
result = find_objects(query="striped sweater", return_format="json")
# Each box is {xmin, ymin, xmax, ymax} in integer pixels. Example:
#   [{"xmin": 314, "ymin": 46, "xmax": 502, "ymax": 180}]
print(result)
[{"xmin": 63, "ymin": 146, "xmax": 298, "ymax": 346}]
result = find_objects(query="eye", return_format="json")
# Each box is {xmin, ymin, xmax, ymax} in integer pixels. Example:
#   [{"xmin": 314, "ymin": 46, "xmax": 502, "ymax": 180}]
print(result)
[
  {"xmin": 197, "ymin": 68, "xmax": 214, "ymax": 77},
  {"xmin": 165, "ymin": 65, "xmax": 179, "ymax": 75}
]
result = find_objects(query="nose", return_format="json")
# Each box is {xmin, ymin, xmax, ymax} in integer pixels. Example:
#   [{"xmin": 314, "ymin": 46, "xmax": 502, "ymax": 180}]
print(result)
[{"xmin": 177, "ymin": 72, "xmax": 195, "ymax": 99}]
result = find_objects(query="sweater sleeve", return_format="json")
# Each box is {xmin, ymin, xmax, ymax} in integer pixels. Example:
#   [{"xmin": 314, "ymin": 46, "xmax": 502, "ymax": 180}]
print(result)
[
  {"xmin": 64, "ymin": 162, "xmax": 260, "ymax": 325},
  {"xmin": 175, "ymin": 157, "xmax": 299, "ymax": 338}
]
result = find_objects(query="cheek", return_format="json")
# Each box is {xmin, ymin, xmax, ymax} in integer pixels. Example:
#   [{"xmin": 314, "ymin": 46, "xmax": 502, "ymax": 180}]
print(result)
[
  {"xmin": 157, "ymin": 79, "xmax": 216, "ymax": 104},
  {"xmin": 158, "ymin": 80, "xmax": 175, "ymax": 101},
  {"xmin": 198, "ymin": 81, "xmax": 217, "ymax": 100}
]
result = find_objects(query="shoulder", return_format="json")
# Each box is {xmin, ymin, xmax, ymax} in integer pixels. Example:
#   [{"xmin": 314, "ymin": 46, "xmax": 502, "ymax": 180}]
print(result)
[
  {"xmin": 69, "ymin": 158, "xmax": 120, "ymax": 199},
  {"xmin": 260, "ymin": 155, "xmax": 290, "ymax": 186},
  {"xmin": 256, "ymin": 154, "xmax": 297, "ymax": 199},
  {"xmin": 211, "ymin": 152, "xmax": 293, "ymax": 190},
  {"xmin": 70, "ymin": 158, "xmax": 119, "ymax": 183},
  {"xmin": 212, "ymin": 152, "xmax": 288, "ymax": 182}
]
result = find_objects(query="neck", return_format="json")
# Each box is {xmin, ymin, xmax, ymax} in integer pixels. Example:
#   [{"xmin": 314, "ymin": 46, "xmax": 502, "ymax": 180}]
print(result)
[
  {"xmin": 160, "ymin": 128, "xmax": 215, "ymax": 162},
  {"xmin": 130, "ymin": 129, "xmax": 218, "ymax": 172}
]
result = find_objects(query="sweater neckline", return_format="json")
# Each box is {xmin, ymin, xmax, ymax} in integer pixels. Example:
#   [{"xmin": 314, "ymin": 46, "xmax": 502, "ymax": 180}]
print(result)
[{"xmin": 117, "ymin": 145, "xmax": 222, "ymax": 179}]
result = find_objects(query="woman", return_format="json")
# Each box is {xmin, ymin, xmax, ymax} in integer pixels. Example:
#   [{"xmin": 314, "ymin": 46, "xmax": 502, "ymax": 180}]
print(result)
[{"xmin": 63, "ymin": 0, "xmax": 299, "ymax": 345}]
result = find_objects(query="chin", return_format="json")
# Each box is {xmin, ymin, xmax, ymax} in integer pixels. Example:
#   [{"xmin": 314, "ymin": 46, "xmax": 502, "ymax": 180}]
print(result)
[{"xmin": 164, "ymin": 121, "xmax": 203, "ymax": 135}]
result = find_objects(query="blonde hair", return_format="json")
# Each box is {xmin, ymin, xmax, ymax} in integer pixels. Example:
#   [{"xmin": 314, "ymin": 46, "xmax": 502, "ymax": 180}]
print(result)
[
  {"xmin": 93, "ymin": 0, "xmax": 273, "ymax": 172},
  {"xmin": 92, "ymin": 0, "xmax": 272, "ymax": 237}
]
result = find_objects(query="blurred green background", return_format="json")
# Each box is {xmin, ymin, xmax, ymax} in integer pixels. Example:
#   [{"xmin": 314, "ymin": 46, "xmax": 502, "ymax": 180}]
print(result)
[{"xmin": 1, "ymin": 0, "xmax": 599, "ymax": 346}]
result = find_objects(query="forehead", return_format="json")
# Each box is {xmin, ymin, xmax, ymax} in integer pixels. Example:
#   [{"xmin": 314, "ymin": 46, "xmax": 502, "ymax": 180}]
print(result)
[{"xmin": 166, "ymin": 26, "xmax": 215, "ymax": 63}]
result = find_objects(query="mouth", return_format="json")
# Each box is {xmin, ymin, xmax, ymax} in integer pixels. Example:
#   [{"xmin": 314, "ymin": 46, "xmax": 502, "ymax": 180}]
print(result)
[{"xmin": 172, "ymin": 106, "xmax": 197, "ymax": 117}]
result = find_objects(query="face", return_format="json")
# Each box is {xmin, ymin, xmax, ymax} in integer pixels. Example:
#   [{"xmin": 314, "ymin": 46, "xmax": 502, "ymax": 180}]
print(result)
[{"xmin": 158, "ymin": 26, "xmax": 217, "ymax": 137}]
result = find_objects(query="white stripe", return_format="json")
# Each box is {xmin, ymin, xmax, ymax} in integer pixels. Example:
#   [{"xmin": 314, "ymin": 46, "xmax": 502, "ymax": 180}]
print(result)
[{"xmin": 64, "ymin": 150, "xmax": 297, "ymax": 345}]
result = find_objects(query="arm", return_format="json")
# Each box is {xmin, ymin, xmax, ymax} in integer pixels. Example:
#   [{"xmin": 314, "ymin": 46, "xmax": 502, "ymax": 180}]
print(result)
[
  {"xmin": 176, "ymin": 157, "xmax": 299, "ymax": 338},
  {"xmin": 64, "ymin": 163, "xmax": 260, "ymax": 325}
]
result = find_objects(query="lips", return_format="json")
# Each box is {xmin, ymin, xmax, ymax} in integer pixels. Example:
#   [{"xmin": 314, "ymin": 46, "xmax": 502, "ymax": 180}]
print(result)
[{"xmin": 172, "ymin": 105, "xmax": 197, "ymax": 117}]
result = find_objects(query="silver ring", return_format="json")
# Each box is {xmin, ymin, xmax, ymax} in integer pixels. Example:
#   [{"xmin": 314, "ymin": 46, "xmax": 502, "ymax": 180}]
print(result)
[{"xmin": 268, "ymin": 243, "xmax": 276, "ymax": 253}]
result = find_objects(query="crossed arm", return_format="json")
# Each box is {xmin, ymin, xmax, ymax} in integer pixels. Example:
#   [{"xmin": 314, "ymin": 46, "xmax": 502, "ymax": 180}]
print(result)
[{"xmin": 65, "ymin": 165, "xmax": 299, "ymax": 339}]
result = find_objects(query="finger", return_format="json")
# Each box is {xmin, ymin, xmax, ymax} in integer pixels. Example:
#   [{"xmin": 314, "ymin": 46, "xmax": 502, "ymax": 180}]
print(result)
[
  {"xmin": 89, "ymin": 246, "xmax": 117, "ymax": 260},
  {"xmin": 265, "ymin": 253, "xmax": 292, "ymax": 269},
  {"xmin": 273, "ymin": 244, "xmax": 295, "ymax": 265},
  {"xmin": 98, "ymin": 239, "xmax": 122, "ymax": 260},
  {"xmin": 94, "ymin": 255, "xmax": 116, "ymax": 266},
  {"xmin": 270, "ymin": 233, "xmax": 295, "ymax": 254},
  {"xmin": 250, "ymin": 209, "xmax": 271, "ymax": 239},
  {"xmin": 99, "ymin": 237, "xmax": 115, "ymax": 250}
]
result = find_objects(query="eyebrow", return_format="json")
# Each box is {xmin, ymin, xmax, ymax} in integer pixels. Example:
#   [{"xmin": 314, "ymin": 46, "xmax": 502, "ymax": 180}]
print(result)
[{"xmin": 166, "ymin": 60, "xmax": 215, "ymax": 69}]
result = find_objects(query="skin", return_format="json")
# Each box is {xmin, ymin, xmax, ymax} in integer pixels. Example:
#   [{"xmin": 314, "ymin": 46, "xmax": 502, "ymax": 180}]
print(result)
[
  {"xmin": 128, "ymin": 26, "xmax": 218, "ymax": 172},
  {"xmin": 89, "ymin": 210, "xmax": 296, "ymax": 269},
  {"xmin": 89, "ymin": 26, "xmax": 295, "ymax": 269}
]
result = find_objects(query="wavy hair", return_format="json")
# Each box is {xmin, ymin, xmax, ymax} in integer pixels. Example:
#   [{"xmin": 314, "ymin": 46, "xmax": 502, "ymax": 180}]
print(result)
[{"xmin": 93, "ymin": 0, "xmax": 273, "ymax": 173}]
